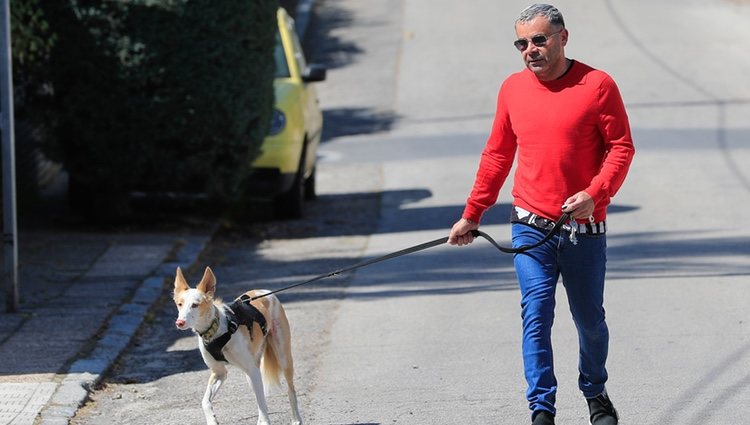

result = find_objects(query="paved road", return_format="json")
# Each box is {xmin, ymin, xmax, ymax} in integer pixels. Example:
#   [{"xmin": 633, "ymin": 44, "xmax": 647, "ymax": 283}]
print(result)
[
  {"xmin": 71, "ymin": 0, "xmax": 750, "ymax": 424},
  {"xmin": 309, "ymin": 0, "xmax": 750, "ymax": 424}
]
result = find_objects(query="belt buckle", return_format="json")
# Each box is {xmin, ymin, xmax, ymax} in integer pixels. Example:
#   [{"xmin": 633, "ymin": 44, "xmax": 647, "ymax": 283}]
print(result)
[{"xmin": 536, "ymin": 216, "xmax": 554, "ymax": 231}]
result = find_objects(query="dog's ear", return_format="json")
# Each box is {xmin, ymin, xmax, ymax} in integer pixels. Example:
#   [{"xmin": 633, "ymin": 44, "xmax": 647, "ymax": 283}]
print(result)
[
  {"xmin": 197, "ymin": 266, "xmax": 217, "ymax": 297},
  {"xmin": 174, "ymin": 267, "xmax": 190, "ymax": 294}
]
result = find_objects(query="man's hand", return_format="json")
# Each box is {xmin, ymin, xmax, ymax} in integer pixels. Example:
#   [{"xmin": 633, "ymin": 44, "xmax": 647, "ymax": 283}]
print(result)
[
  {"xmin": 448, "ymin": 218, "xmax": 480, "ymax": 246},
  {"xmin": 562, "ymin": 191, "xmax": 595, "ymax": 219}
]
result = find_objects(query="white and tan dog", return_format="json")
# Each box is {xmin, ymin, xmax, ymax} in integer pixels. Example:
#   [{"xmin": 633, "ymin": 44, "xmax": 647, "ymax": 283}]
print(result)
[{"xmin": 173, "ymin": 266, "xmax": 302, "ymax": 425}]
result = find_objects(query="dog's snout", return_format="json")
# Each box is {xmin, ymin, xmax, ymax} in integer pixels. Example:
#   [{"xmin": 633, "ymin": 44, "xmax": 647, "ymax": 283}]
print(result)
[{"xmin": 175, "ymin": 319, "xmax": 186, "ymax": 329}]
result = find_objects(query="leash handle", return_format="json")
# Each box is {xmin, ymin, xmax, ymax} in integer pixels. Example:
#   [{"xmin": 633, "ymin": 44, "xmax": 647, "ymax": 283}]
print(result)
[{"xmin": 470, "ymin": 211, "xmax": 571, "ymax": 254}]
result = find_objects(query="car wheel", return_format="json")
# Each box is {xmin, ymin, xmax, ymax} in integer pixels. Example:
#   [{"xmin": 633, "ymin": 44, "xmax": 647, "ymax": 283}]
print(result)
[
  {"xmin": 274, "ymin": 168, "xmax": 304, "ymax": 219},
  {"xmin": 274, "ymin": 147, "xmax": 306, "ymax": 219},
  {"xmin": 304, "ymin": 166, "xmax": 316, "ymax": 201}
]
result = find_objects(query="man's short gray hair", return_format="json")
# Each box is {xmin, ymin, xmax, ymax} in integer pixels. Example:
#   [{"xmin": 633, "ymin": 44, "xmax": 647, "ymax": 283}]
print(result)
[{"xmin": 516, "ymin": 4, "xmax": 565, "ymax": 28}]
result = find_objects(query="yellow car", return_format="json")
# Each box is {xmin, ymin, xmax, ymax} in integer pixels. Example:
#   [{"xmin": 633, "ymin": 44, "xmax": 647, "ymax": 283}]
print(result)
[{"xmin": 250, "ymin": 7, "xmax": 325, "ymax": 219}]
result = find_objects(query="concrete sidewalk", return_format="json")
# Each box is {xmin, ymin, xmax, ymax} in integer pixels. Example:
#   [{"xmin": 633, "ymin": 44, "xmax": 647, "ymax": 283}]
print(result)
[{"xmin": 0, "ymin": 212, "xmax": 215, "ymax": 425}]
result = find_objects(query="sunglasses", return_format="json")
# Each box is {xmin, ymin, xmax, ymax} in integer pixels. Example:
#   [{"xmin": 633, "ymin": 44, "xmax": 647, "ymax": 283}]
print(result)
[{"xmin": 513, "ymin": 29, "xmax": 564, "ymax": 52}]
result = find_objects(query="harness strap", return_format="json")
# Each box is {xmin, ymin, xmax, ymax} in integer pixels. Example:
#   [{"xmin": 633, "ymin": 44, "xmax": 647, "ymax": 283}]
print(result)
[
  {"xmin": 233, "ymin": 294, "xmax": 268, "ymax": 335},
  {"xmin": 204, "ymin": 330, "xmax": 232, "ymax": 363},
  {"xmin": 202, "ymin": 296, "xmax": 268, "ymax": 363}
]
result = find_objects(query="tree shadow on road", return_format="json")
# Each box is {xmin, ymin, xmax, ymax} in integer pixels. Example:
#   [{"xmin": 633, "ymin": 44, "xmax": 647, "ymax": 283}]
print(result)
[
  {"xmin": 220, "ymin": 185, "xmax": 749, "ymax": 305},
  {"xmin": 305, "ymin": 2, "xmax": 362, "ymax": 70},
  {"xmin": 98, "ymin": 187, "xmax": 749, "ymax": 387},
  {"xmin": 322, "ymin": 107, "xmax": 399, "ymax": 141}
]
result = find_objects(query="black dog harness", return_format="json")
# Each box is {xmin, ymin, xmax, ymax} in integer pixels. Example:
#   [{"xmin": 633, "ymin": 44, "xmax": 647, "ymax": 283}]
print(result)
[{"xmin": 202, "ymin": 294, "xmax": 268, "ymax": 363}]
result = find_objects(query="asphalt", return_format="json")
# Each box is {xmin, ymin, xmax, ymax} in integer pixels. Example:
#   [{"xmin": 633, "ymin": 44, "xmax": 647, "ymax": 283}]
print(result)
[{"xmin": 0, "ymin": 2, "xmax": 315, "ymax": 424}]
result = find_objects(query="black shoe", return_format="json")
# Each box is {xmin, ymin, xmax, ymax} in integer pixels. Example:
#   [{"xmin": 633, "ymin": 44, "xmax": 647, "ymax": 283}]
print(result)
[
  {"xmin": 587, "ymin": 392, "xmax": 619, "ymax": 425},
  {"xmin": 532, "ymin": 410, "xmax": 555, "ymax": 425}
]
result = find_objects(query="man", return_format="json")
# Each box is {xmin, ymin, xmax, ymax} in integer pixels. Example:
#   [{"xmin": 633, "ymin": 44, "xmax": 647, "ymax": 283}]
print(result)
[{"xmin": 448, "ymin": 4, "xmax": 634, "ymax": 425}]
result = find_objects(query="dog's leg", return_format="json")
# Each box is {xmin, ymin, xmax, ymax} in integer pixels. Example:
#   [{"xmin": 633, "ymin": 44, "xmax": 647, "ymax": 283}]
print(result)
[
  {"xmin": 202, "ymin": 367, "xmax": 227, "ymax": 425},
  {"xmin": 273, "ymin": 300, "xmax": 303, "ymax": 425},
  {"xmin": 275, "ymin": 330, "xmax": 302, "ymax": 425},
  {"xmin": 245, "ymin": 366, "xmax": 271, "ymax": 425},
  {"xmin": 230, "ymin": 339, "xmax": 272, "ymax": 425},
  {"xmin": 284, "ymin": 365, "xmax": 302, "ymax": 425}
]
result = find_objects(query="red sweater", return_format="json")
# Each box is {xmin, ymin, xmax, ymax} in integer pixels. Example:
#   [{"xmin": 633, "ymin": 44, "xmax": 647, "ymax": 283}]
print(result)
[{"xmin": 463, "ymin": 60, "xmax": 635, "ymax": 224}]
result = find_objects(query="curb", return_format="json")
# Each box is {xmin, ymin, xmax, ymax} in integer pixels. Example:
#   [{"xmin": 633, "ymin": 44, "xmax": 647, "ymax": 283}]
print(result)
[{"xmin": 38, "ymin": 231, "xmax": 216, "ymax": 425}]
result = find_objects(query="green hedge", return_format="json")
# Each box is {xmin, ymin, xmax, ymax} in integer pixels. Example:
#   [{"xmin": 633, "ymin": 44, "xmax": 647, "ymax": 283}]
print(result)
[
  {"xmin": 40, "ymin": 0, "xmax": 278, "ymax": 217},
  {"xmin": 8, "ymin": 0, "xmax": 57, "ymax": 210}
]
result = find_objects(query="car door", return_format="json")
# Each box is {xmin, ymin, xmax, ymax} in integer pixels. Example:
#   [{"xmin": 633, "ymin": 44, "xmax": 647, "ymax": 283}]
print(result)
[{"xmin": 284, "ymin": 15, "xmax": 323, "ymax": 177}]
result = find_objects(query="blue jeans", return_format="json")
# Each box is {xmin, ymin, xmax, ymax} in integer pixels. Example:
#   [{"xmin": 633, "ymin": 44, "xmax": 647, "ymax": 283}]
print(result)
[{"xmin": 511, "ymin": 223, "xmax": 609, "ymax": 416}]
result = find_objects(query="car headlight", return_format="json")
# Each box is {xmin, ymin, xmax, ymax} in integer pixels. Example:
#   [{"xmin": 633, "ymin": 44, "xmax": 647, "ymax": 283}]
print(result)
[{"xmin": 268, "ymin": 109, "xmax": 286, "ymax": 136}]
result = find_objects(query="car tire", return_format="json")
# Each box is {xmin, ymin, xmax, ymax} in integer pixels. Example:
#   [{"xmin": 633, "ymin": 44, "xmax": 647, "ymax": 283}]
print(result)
[
  {"xmin": 304, "ymin": 166, "xmax": 316, "ymax": 201},
  {"xmin": 273, "ymin": 146, "xmax": 306, "ymax": 219}
]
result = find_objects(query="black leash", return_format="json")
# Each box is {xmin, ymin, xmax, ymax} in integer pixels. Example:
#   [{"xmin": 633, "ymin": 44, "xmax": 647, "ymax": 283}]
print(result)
[
  {"xmin": 250, "ymin": 212, "xmax": 572, "ymax": 301},
  {"xmin": 471, "ymin": 211, "xmax": 572, "ymax": 254}
]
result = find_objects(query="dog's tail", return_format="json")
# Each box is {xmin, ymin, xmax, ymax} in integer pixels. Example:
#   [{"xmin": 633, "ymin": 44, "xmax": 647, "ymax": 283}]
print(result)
[
  {"xmin": 260, "ymin": 334, "xmax": 283, "ymax": 392},
  {"xmin": 257, "ymin": 292, "xmax": 296, "ymax": 396}
]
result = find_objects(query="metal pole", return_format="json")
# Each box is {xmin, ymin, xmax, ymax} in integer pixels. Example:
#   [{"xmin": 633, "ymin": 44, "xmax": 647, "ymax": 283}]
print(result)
[{"xmin": 0, "ymin": 0, "xmax": 19, "ymax": 312}]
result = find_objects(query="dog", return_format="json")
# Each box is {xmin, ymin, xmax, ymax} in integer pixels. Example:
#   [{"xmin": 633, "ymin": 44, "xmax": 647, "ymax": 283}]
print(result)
[{"xmin": 173, "ymin": 266, "xmax": 302, "ymax": 425}]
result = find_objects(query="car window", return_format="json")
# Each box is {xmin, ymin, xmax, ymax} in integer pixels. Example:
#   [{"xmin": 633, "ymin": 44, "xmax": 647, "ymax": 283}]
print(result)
[{"xmin": 274, "ymin": 31, "xmax": 290, "ymax": 78}]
